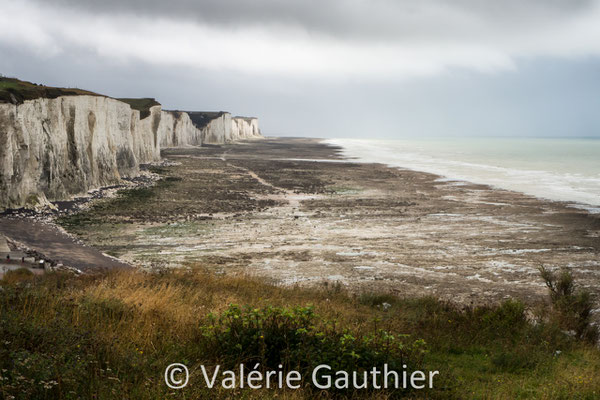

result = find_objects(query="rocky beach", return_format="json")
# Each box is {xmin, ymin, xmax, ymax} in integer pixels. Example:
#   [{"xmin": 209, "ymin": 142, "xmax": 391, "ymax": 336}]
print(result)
[{"xmin": 5, "ymin": 137, "xmax": 593, "ymax": 309}]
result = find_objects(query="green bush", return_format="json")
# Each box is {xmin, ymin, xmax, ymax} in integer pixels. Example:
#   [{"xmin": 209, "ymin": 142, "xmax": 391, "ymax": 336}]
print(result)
[
  {"xmin": 480, "ymin": 299, "xmax": 526, "ymax": 333},
  {"xmin": 539, "ymin": 266, "xmax": 597, "ymax": 342},
  {"xmin": 199, "ymin": 304, "xmax": 427, "ymax": 389}
]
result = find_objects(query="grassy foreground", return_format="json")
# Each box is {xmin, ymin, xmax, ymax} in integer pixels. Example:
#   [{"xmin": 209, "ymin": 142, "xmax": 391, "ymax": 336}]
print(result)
[{"xmin": 1, "ymin": 268, "xmax": 599, "ymax": 399}]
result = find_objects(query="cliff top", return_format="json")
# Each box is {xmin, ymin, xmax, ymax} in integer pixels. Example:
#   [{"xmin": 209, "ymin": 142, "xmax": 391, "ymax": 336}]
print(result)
[
  {"xmin": 0, "ymin": 77, "xmax": 163, "ymax": 120},
  {"xmin": 0, "ymin": 76, "xmax": 104, "ymax": 105},
  {"xmin": 117, "ymin": 98, "xmax": 161, "ymax": 119},
  {"xmin": 1, "ymin": 76, "xmax": 256, "ymax": 126}
]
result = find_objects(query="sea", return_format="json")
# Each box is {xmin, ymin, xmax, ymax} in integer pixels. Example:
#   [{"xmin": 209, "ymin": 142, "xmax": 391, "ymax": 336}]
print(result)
[{"xmin": 325, "ymin": 137, "xmax": 600, "ymax": 213}]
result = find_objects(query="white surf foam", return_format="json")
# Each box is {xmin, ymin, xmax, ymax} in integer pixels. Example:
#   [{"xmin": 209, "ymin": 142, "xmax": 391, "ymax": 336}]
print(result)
[{"xmin": 326, "ymin": 138, "xmax": 600, "ymax": 213}]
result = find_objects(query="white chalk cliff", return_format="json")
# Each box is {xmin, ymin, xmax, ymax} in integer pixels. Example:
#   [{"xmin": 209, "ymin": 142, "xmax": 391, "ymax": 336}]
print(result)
[
  {"xmin": 0, "ymin": 95, "xmax": 262, "ymax": 210},
  {"xmin": 232, "ymin": 117, "xmax": 261, "ymax": 141},
  {"xmin": 157, "ymin": 110, "xmax": 203, "ymax": 148}
]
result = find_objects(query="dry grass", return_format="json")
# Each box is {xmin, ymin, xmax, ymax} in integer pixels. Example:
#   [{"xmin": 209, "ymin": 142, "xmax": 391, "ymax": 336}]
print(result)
[{"xmin": 1, "ymin": 268, "xmax": 34, "ymax": 285}]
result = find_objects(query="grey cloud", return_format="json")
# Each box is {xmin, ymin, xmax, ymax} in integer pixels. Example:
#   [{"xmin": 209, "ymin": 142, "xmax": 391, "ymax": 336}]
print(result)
[
  {"xmin": 32, "ymin": 0, "xmax": 597, "ymax": 42},
  {"xmin": 2, "ymin": 1, "xmax": 600, "ymax": 139},
  {"xmin": 6, "ymin": 43, "xmax": 598, "ymax": 139}
]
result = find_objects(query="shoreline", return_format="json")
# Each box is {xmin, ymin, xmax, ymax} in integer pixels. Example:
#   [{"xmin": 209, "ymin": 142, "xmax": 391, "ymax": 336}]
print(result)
[{"xmin": 325, "ymin": 137, "xmax": 600, "ymax": 215}]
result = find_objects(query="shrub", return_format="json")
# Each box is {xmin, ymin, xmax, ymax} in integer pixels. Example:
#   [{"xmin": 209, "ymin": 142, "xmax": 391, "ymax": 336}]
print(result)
[
  {"xmin": 539, "ymin": 266, "xmax": 597, "ymax": 342},
  {"xmin": 480, "ymin": 299, "xmax": 526, "ymax": 333},
  {"xmin": 199, "ymin": 304, "xmax": 427, "ymax": 390}
]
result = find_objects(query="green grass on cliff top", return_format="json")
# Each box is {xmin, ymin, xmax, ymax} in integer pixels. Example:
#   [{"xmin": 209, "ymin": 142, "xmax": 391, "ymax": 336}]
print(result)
[
  {"xmin": 117, "ymin": 98, "xmax": 161, "ymax": 119},
  {"xmin": 0, "ymin": 76, "xmax": 104, "ymax": 104},
  {"xmin": 0, "ymin": 77, "xmax": 161, "ymax": 118}
]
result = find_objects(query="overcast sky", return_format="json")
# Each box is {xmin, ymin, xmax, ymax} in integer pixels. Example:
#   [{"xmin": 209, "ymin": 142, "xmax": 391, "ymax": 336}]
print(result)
[{"xmin": 1, "ymin": 0, "xmax": 600, "ymax": 138}]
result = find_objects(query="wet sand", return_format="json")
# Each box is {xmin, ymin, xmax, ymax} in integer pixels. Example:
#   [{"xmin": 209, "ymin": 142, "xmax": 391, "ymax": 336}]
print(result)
[
  {"xmin": 3, "ymin": 137, "xmax": 600, "ymax": 308},
  {"xmin": 178, "ymin": 138, "xmax": 600, "ymax": 305}
]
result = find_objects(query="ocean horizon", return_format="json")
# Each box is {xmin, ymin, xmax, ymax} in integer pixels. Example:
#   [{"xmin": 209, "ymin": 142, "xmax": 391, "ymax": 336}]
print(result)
[{"xmin": 326, "ymin": 137, "xmax": 600, "ymax": 213}]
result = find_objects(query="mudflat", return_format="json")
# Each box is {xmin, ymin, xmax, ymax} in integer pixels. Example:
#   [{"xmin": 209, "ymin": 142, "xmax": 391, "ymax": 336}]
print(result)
[{"xmin": 51, "ymin": 137, "xmax": 600, "ymax": 307}]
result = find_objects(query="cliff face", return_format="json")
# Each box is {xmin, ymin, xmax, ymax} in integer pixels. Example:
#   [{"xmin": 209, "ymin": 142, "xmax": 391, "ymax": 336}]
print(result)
[
  {"xmin": 0, "ymin": 95, "xmax": 262, "ymax": 210},
  {"xmin": 181, "ymin": 112, "xmax": 262, "ymax": 145},
  {"xmin": 231, "ymin": 117, "xmax": 261, "ymax": 141},
  {"xmin": 0, "ymin": 96, "xmax": 155, "ymax": 209},
  {"xmin": 130, "ymin": 105, "xmax": 162, "ymax": 162},
  {"xmin": 157, "ymin": 110, "xmax": 203, "ymax": 148},
  {"xmin": 199, "ymin": 112, "xmax": 233, "ymax": 144}
]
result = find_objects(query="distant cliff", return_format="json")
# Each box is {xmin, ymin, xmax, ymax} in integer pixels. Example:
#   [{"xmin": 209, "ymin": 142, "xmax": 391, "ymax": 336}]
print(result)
[
  {"xmin": 231, "ymin": 116, "xmax": 261, "ymax": 141},
  {"xmin": 0, "ymin": 77, "xmax": 262, "ymax": 210}
]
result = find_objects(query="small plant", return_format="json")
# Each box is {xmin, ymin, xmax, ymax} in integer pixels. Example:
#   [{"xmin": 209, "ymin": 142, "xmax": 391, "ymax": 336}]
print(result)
[
  {"xmin": 539, "ymin": 266, "xmax": 597, "ymax": 342},
  {"xmin": 480, "ymin": 299, "xmax": 526, "ymax": 332}
]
